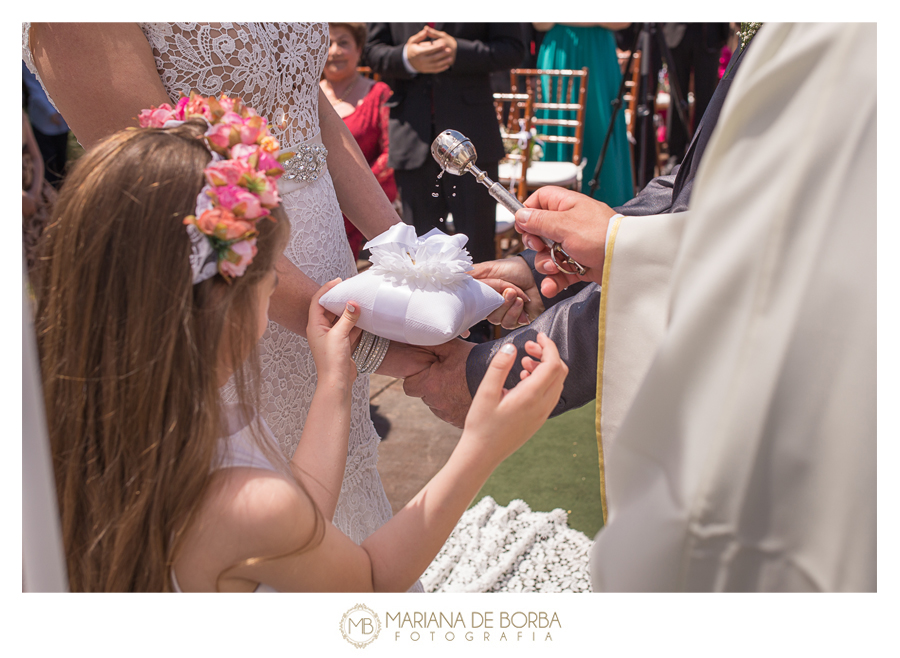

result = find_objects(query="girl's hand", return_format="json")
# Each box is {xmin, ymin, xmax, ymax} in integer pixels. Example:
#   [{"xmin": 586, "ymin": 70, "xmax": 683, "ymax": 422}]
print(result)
[
  {"xmin": 308, "ymin": 279, "xmax": 362, "ymax": 390},
  {"xmin": 461, "ymin": 333, "xmax": 568, "ymax": 464}
]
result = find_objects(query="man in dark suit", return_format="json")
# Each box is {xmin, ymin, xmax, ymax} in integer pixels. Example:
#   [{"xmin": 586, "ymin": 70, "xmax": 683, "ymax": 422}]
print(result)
[
  {"xmin": 364, "ymin": 23, "xmax": 526, "ymax": 266},
  {"xmin": 402, "ymin": 40, "xmax": 751, "ymax": 427},
  {"xmin": 662, "ymin": 23, "xmax": 730, "ymax": 171}
]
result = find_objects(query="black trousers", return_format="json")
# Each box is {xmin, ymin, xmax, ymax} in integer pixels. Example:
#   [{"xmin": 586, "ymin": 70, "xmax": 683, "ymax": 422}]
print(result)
[
  {"xmin": 394, "ymin": 157, "xmax": 499, "ymax": 264},
  {"xmin": 32, "ymin": 127, "xmax": 69, "ymax": 190},
  {"xmin": 666, "ymin": 25, "xmax": 722, "ymax": 163}
]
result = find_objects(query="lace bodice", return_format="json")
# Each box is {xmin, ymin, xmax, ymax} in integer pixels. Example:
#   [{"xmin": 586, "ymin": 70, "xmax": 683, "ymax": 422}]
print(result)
[
  {"xmin": 23, "ymin": 22, "xmax": 328, "ymax": 150},
  {"xmin": 138, "ymin": 22, "xmax": 327, "ymax": 149}
]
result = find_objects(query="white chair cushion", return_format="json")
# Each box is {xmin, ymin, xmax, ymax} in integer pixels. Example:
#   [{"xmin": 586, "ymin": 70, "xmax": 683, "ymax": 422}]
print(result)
[
  {"xmin": 495, "ymin": 204, "xmax": 516, "ymax": 232},
  {"xmin": 521, "ymin": 161, "xmax": 579, "ymax": 187},
  {"xmin": 499, "ymin": 159, "xmax": 586, "ymax": 190}
]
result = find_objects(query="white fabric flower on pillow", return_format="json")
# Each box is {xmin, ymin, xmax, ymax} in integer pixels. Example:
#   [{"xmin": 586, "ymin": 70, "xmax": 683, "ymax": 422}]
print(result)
[{"xmin": 319, "ymin": 223, "xmax": 504, "ymax": 345}]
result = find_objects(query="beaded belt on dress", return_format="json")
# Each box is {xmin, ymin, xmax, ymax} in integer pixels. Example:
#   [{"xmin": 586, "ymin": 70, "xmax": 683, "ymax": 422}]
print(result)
[{"xmin": 279, "ymin": 132, "xmax": 328, "ymax": 194}]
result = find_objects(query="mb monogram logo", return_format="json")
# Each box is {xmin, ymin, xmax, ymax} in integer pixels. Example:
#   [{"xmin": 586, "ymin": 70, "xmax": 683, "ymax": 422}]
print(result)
[{"xmin": 340, "ymin": 604, "xmax": 382, "ymax": 648}]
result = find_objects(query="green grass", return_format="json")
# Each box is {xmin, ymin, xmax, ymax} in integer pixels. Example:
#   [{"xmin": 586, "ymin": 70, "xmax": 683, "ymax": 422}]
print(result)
[{"xmin": 471, "ymin": 400, "xmax": 604, "ymax": 539}]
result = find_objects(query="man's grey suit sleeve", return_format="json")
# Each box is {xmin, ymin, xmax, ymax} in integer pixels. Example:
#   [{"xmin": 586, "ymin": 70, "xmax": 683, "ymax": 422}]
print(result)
[{"xmin": 465, "ymin": 281, "xmax": 601, "ymax": 417}]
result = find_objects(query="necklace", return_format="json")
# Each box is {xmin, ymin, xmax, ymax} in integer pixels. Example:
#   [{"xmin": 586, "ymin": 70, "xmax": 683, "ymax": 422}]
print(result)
[{"xmin": 330, "ymin": 75, "xmax": 360, "ymax": 105}]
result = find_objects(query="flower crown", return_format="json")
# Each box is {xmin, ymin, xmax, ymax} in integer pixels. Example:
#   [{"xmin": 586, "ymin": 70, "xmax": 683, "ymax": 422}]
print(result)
[{"xmin": 138, "ymin": 93, "xmax": 293, "ymax": 284}]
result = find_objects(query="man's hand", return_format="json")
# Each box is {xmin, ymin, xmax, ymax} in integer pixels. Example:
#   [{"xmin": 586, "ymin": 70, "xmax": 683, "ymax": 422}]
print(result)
[
  {"xmin": 402, "ymin": 339, "xmax": 475, "ymax": 428},
  {"xmin": 376, "ymin": 341, "xmax": 438, "ymax": 380},
  {"xmin": 406, "ymin": 26, "xmax": 456, "ymax": 74},
  {"xmin": 470, "ymin": 257, "xmax": 545, "ymax": 329},
  {"xmin": 515, "ymin": 186, "xmax": 618, "ymax": 297},
  {"xmin": 423, "ymin": 26, "xmax": 457, "ymax": 66}
]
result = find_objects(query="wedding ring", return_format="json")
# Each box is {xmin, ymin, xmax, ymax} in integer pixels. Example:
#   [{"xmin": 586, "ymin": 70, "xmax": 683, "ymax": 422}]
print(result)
[{"xmin": 550, "ymin": 242, "xmax": 587, "ymax": 276}]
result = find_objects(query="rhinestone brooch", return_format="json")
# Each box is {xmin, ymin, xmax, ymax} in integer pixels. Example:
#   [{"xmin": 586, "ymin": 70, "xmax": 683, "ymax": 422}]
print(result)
[{"xmin": 281, "ymin": 143, "xmax": 329, "ymax": 182}]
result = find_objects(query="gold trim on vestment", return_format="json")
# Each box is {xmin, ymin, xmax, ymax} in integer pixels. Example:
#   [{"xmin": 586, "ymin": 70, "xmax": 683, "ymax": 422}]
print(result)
[{"xmin": 595, "ymin": 215, "xmax": 623, "ymax": 527}]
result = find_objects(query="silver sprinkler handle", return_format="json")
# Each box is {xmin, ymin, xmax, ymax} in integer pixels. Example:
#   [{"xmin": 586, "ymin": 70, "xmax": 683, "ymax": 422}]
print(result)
[
  {"xmin": 483, "ymin": 174, "xmax": 588, "ymax": 277},
  {"xmin": 487, "ymin": 180, "xmax": 524, "ymax": 216}
]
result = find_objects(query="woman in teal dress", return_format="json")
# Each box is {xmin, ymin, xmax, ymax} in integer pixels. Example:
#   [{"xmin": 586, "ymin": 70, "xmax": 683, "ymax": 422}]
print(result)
[{"xmin": 534, "ymin": 23, "xmax": 634, "ymax": 207}]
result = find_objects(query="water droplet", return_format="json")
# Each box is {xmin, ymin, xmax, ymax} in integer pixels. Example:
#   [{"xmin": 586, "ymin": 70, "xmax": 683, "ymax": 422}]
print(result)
[
  {"xmin": 437, "ymin": 171, "xmax": 444, "ymax": 180},
  {"xmin": 439, "ymin": 217, "xmax": 445, "ymax": 222},
  {"xmin": 452, "ymin": 193, "xmax": 456, "ymax": 197},
  {"xmin": 432, "ymin": 192, "xmax": 439, "ymax": 197}
]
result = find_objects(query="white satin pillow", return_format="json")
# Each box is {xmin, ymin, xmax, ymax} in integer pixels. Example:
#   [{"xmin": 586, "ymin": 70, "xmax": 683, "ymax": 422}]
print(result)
[{"xmin": 319, "ymin": 224, "xmax": 503, "ymax": 345}]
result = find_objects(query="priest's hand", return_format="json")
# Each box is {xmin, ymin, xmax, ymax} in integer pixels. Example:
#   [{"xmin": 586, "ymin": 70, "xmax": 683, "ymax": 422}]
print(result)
[
  {"xmin": 402, "ymin": 338, "xmax": 476, "ymax": 428},
  {"xmin": 514, "ymin": 186, "xmax": 618, "ymax": 297},
  {"xmin": 470, "ymin": 257, "xmax": 545, "ymax": 329}
]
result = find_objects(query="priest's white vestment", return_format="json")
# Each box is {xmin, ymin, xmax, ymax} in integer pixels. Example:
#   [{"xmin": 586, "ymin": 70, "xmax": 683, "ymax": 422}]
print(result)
[{"xmin": 590, "ymin": 22, "xmax": 876, "ymax": 591}]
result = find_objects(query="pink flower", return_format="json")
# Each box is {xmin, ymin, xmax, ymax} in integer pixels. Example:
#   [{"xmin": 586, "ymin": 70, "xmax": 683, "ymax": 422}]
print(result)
[
  {"xmin": 194, "ymin": 207, "xmax": 255, "ymax": 241},
  {"xmin": 259, "ymin": 135, "xmax": 280, "ymax": 154},
  {"xmin": 238, "ymin": 122, "xmax": 264, "ymax": 146},
  {"xmin": 256, "ymin": 149, "xmax": 283, "ymax": 176},
  {"xmin": 213, "ymin": 184, "xmax": 264, "ymax": 220},
  {"xmin": 257, "ymin": 177, "xmax": 281, "ymax": 207},
  {"xmin": 174, "ymin": 96, "xmax": 190, "ymax": 120},
  {"xmin": 220, "ymin": 239, "xmax": 258, "ymax": 279},
  {"xmin": 229, "ymin": 143, "xmax": 257, "ymax": 161},
  {"xmin": 194, "ymin": 207, "xmax": 227, "ymax": 235},
  {"xmin": 218, "ymin": 96, "xmax": 236, "ymax": 113},
  {"xmin": 205, "ymin": 122, "xmax": 236, "ymax": 150},
  {"xmin": 219, "ymin": 111, "xmax": 245, "ymax": 127},
  {"xmin": 184, "ymin": 95, "xmax": 212, "ymax": 120},
  {"xmin": 138, "ymin": 104, "xmax": 176, "ymax": 128},
  {"xmin": 228, "ymin": 144, "xmax": 283, "ymax": 176},
  {"xmin": 205, "ymin": 159, "xmax": 252, "ymax": 187}
]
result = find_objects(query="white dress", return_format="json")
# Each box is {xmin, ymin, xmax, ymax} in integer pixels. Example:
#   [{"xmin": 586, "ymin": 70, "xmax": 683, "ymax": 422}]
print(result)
[{"xmin": 22, "ymin": 23, "xmax": 403, "ymax": 561}]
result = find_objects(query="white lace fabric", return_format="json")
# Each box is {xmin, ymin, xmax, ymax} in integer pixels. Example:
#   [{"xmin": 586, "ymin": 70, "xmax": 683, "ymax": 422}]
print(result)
[{"xmin": 422, "ymin": 497, "xmax": 593, "ymax": 593}]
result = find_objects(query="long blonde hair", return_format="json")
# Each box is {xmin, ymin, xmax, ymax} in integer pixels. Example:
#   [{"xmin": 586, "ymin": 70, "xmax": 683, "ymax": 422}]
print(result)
[{"xmin": 33, "ymin": 121, "xmax": 305, "ymax": 591}]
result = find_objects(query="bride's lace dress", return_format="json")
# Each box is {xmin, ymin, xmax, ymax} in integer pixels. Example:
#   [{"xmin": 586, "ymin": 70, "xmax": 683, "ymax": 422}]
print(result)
[{"xmin": 22, "ymin": 23, "xmax": 406, "ymax": 570}]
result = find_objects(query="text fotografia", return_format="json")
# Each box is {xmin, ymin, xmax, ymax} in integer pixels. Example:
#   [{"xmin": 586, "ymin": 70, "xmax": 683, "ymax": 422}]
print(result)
[{"xmin": 386, "ymin": 611, "xmax": 561, "ymax": 642}]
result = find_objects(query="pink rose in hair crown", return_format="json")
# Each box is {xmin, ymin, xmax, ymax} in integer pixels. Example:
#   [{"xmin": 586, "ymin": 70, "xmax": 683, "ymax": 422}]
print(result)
[
  {"xmin": 205, "ymin": 122, "xmax": 235, "ymax": 151},
  {"xmin": 256, "ymin": 177, "xmax": 281, "ymax": 208},
  {"xmin": 220, "ymin": 239, "xmax": 258, "ymax": 280},
  {"xmin": 213, "ymin": 185, "xmax": 266, "ymax": 220},
  {"xmin": 230, "ymin": 144, "xmax": 284, "ymax": 177},
  {"xmin": 191, "ymin": 207, "xmax": 257, "ymax": 242},
  {"xmin": 183, "ymin": 94, "xmax": 213, "ymax": 121},
  {"xmin": 205, "ymin": 159, "xmax": 254, "ymax": 188},
  {"xmin": 238, "ymin": 115, "xmax": 267, "ymax": 145},
  {"xmin": 138, "ymin": 104, "xmax": 178, "ymax": 128}
]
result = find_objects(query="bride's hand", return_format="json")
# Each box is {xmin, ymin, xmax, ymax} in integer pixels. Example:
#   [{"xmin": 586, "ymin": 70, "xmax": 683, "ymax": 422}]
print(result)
[{"xmin": 308, "ymin": 279, "xmax": 362, "ymax": 390}]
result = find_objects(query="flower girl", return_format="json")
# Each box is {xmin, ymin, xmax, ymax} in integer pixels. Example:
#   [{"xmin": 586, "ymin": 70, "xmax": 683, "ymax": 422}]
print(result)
[{"xmin": 32, "ymin": 95, "xmax": 567, "ymax": 592}]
